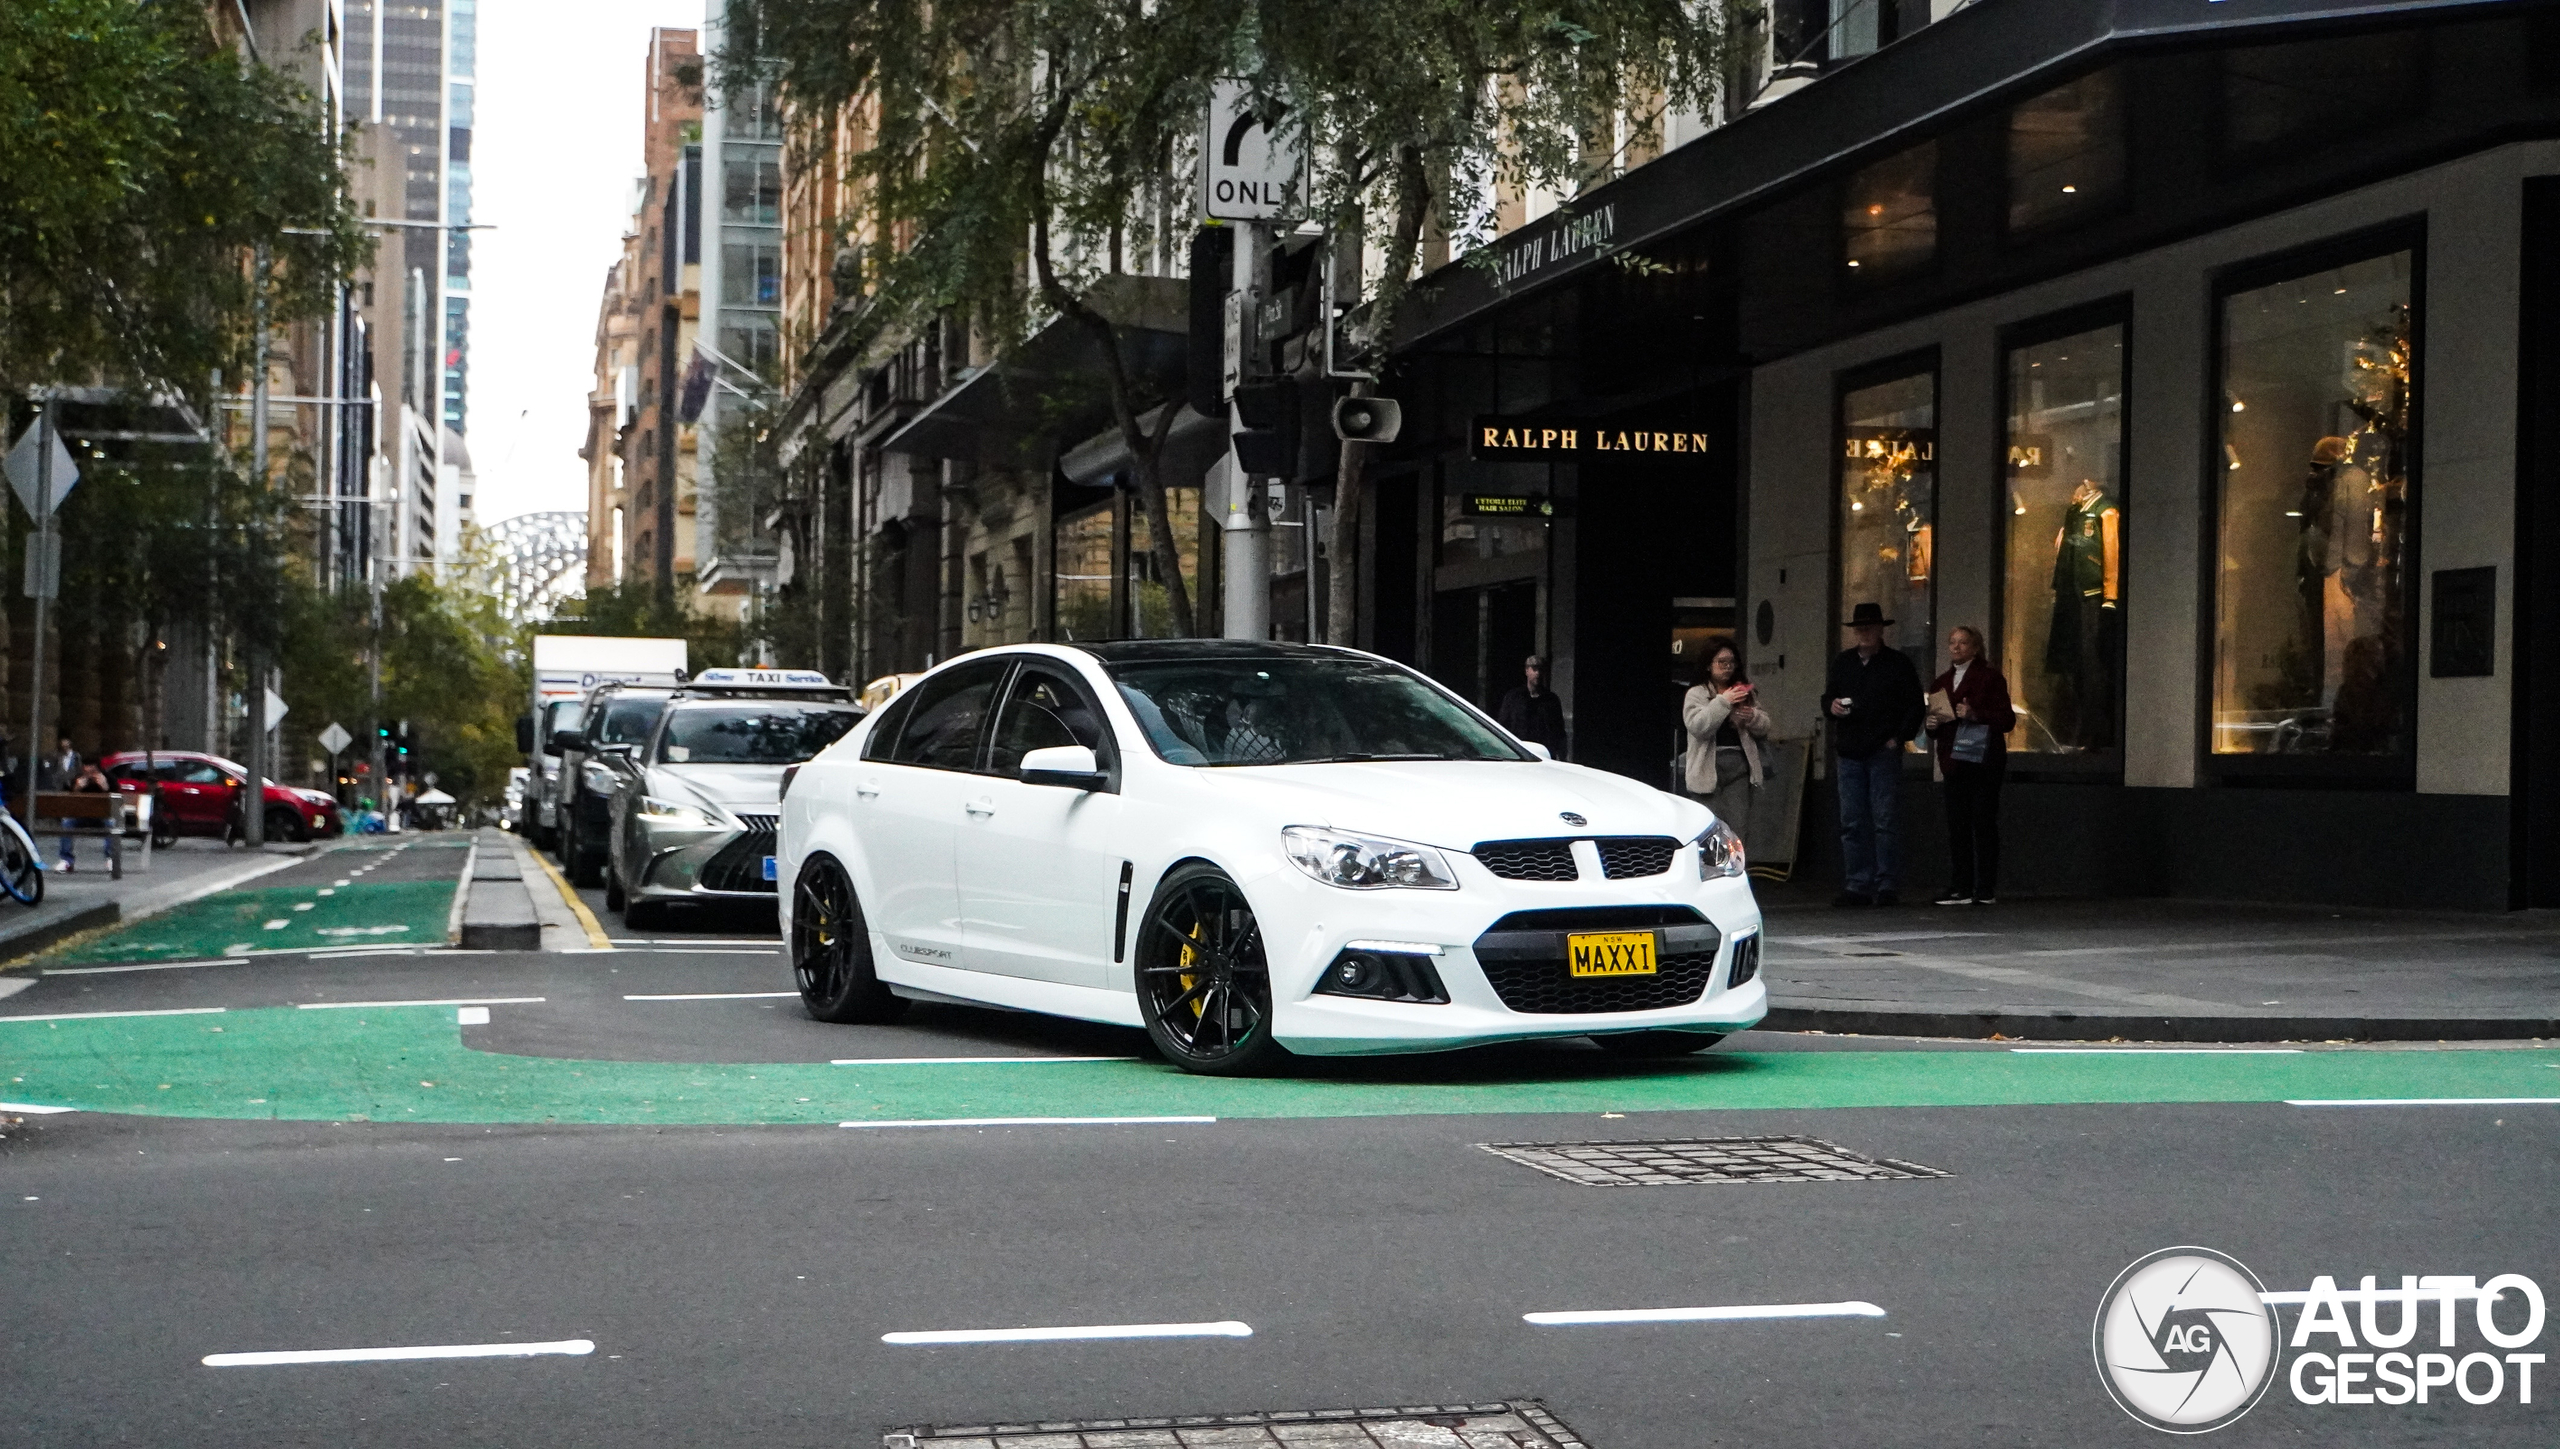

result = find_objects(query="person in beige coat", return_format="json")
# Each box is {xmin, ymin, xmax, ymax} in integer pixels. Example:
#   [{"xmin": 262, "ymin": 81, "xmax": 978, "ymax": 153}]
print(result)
[{"xmin": 1682, "ymin": 637, "xmax": 1770, "ymax": 842}]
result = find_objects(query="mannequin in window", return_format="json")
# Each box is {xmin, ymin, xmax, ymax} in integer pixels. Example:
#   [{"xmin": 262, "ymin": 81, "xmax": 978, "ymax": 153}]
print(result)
[
  {"xmin": 2292, "ymin": 435, "xmax": 2353, "ymax": 708},
  {"xmin": 2045, "ymin": 476, "xmax": 2120, "ymax": 748}
]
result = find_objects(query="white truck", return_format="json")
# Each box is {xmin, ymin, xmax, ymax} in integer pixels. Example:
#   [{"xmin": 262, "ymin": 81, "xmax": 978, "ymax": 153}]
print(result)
[{"xmin": 518, "ymin": 635, "xmax": 687, "ymax": 849}]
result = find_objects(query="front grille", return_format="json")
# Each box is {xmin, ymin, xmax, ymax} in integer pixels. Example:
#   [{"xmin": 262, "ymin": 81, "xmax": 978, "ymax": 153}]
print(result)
[
  {"xmin": 1595, "ymin": 836, "xmax": 1680, "ymax": 878},
  {"xmin": 699, "ymin": 827, "xmax": 779, "ymax": 893},
  {"xmin": 1474, "ymin": 838, "xmax": 1579, "ymax": 882},
  {"xmin": 732, "ymin": 813, "xmax": 779, "ymax": 834},
  {"xmin": 1473, "ymin": 908, "xmax": 1721, "ymax": 1015}
]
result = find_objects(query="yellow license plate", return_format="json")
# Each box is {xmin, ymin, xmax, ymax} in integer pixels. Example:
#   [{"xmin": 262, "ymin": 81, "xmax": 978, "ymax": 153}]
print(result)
[{"xmin": 1566, "ymin": 930, "xmax": 1659, "ymax": 977}]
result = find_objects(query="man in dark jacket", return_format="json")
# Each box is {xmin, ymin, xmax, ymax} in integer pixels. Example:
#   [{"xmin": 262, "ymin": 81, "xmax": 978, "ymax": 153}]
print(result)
[
  {"xmin": 1820, "ymin": 603, "xmax": 1925, "ymax": 905},
  {"xmin": 1495, "ymin": 655, "xmax": 1569, "ymax": 759}
]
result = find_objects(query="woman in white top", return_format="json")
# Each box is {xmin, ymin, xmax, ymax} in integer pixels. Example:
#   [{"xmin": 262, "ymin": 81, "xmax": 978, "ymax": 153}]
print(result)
[{"xmin": 1681, "ymin": 637, "xmax": 1771, "ymax": 844}]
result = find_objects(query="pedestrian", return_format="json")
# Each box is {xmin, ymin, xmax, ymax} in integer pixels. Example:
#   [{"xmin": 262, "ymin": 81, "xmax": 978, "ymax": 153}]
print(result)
[
  {"xmin": 1496, "ymin": 654, "xmax": 1570, "ymax": 759},
  {"xmin": 61, "ymin": 759, "xmax": 109, "ymax": 873},
  {"xmin": 42, "ymin": 736, "xmax": 80, "ymax": 872},
  {"xmin": 1680, "ymin": 637, "xmax": 1770, "ymax": 844},
  {"xmin": 1927, "ymin": 625, "xmax": 2017, "ymax": 906},
  {"xmin": 1821, "ymin": 602, "xmax": 1924, "ymax": 906}
]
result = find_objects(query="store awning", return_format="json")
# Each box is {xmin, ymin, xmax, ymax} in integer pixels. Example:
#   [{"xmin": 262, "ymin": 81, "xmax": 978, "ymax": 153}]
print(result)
[{"xmin": 880, "ymin": 275, "xmax": 1190, "ymax": 469}]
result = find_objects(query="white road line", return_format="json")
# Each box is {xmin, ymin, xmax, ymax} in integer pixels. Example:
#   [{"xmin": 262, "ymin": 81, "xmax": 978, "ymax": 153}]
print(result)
[
  {"xmin": 625, "ymin": 991, "xmax": 801, "ymax": 1001},
  {"xmin": 841, "ymin": 1115, "xmax": 1217, "ymax": 1129},
  {"xmin": 609, "ymin": 938, "xmax": 779, "ymax": 947},
  {"xmin": 2286, "ymin": 1097, "xmax": 2560, "ymax": 1107},
  {"xmin": 1523, "ymin": 1302, "xmax": 1887, "ymax": 1327},
  {"xmin": 2013, "ymin": 1047, "xmax": 2307, "ymax": 1056},
  {"xmin": 456, "ymin": 1006, "xmax": 490, "ymax": 1025},
  {"xmin": 44, "ymin": 960, "xmax": 228, "ymax": 975},
  {"xmin": 0, "ymin": 1102, "xmax": 78, "ymax": 1114},
  {"xmin": 0, "ymin": 1007, "xmax": 226, "ymax": 1023},
  {"xmin": 882, "ymin": 1321, "xmax": 1250, "ymax": 1346},
  {"xmin": 202, "ymin": 1338, "xmax": 596, "ymax": 1367},
  {"xmin": 830, "ymin": 1055, "xmax": 1140, "ymax": 1066},
  {"xmin": 295, "ymin": 997, "xmax": 546, "ymax": 1010},
  {"xmin": 612, "ymin": 949, "xmax": 782, "ymax": 956}
]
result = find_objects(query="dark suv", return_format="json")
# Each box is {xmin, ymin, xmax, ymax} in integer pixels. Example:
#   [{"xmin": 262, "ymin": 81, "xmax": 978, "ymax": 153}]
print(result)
[{"xmin": 553, "ymin": 684, "xmax": 674, "ymax": 887}]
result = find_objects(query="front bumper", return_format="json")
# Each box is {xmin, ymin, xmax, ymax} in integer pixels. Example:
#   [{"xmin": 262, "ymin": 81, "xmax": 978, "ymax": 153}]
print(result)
[
  {"xmin": 629, "ymin": 816, "xmax": 780, "ymax": 904},
  {"xmin": 1250, "ymin": 855, "xmax": 1767, "ymax": 1056}
]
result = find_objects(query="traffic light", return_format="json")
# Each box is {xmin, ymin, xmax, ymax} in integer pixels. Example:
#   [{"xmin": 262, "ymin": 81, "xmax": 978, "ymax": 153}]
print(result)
[{"xmin": 1231, "ymin": 378, "xmax": 1298, "ymax": 477}]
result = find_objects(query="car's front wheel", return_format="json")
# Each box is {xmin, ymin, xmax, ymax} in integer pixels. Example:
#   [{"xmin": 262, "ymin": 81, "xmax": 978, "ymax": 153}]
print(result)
[
  {"xmin": 1135, "ymin": 863, "xmax": 1287, "ymax": 1076},
  {"xmin": 792, "ymin": 857, "xmax": 906, "ymax": 1024},
  {"xmin": 1591, "ymin": 1031, "xmax": 1725, "ymax": 1058}
]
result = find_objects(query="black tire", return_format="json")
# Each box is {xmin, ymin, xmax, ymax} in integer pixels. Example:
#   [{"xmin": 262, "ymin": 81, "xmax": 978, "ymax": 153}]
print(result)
[
  {"xmin": 565, "ymin": 818, "xmax": 604, "ymax": 887},
  {"xmin": 1591, "ymin": 1031, "xmax": 1725, "ymax": 1058},
  {"xmin": 624, "ymin": 897, "xmax": 665, "ymax": 930},
  {"xmin": 604, "ymin": 865, "xmax": 627, "ymax": 914},
  {"xmin": 265, "ymin": 806, "xmax": 303, "ymax": 844},
  {"xmin": 1134, "ymin": 863, "xmax": 1288, "ymax": 1076},
  {"xmin": 791, "ymin": 857, "xmax": 906, "ymax": 1024}
]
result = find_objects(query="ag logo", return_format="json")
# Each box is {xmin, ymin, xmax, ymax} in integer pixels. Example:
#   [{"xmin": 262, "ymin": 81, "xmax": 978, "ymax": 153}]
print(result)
[{"xmin": 2095, "ymin": 1247, "xmax": 2281, "ymax": 1433}]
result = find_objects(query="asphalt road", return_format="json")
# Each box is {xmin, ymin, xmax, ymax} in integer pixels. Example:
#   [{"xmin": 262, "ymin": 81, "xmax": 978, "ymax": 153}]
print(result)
[{"xmin": 3, "ymin": 868, "xmax": 2556, "ymax": 1446}]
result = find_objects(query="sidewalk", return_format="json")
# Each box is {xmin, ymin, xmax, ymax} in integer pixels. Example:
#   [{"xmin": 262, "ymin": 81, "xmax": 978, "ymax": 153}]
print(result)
[
  {"xmin": 1755, "ymin": 884, "xmax": 2560, "ymax": 1041},
  {"xmin": 0, "ymin": 836, "xmax": 321, "ymax": 971}
]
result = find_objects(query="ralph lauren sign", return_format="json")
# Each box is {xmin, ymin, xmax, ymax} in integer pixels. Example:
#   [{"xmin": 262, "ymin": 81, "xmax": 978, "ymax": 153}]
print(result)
[{"xmin": 1473, "ymin": 416, "xmax": 1710, "ymax": 461}]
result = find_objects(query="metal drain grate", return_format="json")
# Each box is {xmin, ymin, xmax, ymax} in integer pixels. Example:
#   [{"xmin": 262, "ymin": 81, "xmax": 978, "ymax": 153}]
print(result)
[
  {"xmin": 884, "ymin": 1400, "xmax": 1590, "ymax": 1448},
  {"xmin": 1480, "ymin": 1135, "xmax": 1952, "ymax": 1187}
]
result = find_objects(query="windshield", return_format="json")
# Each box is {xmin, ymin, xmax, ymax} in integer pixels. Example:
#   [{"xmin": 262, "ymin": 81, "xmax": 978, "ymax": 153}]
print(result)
[
  {"xmin": 658, "ymin": 704, "xmax": 863, "ymax": 765},
  {"xmin": 1110, "ymin": 656, "xmax": 1527, "ymax": 766},
  {"xmin": 592, "ymin": 694, "xmax": 666, "ymax": 746}
]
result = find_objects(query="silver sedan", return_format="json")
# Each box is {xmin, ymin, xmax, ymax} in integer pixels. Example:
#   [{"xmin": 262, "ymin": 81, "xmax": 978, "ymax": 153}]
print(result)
[{"xmin": 606, "ymin": 696, "xmax": 864, "ymax": 928}]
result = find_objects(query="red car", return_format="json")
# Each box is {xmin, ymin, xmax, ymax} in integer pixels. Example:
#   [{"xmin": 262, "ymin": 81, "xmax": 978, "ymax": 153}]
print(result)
[{"xmin": 101, "ymin": 751, "xmax": 346, "ymax": 844}]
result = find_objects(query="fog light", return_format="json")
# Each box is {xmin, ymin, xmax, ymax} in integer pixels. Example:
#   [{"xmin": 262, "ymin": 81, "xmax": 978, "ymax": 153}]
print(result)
[
  {"xmin": 1315, "ymin": 948, "xmax": 1449, "ymax": 1004},
  {"xmin": 1728, "ymin": 933, "xmax": 1760, "ymax": 989},
  {"xmin": 1335, "ymin": 955, "xmax": 1376, "ymax": 990}
]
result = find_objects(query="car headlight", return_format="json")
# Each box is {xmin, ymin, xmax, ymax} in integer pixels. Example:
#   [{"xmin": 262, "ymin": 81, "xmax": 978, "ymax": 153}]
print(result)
[
  {"xmin": 637, "ymin": 795, "xmax": 723, "ymax": 829},
  {"xmin": 1695, "ymin": 818, "xmax": 1746, "ymax": 879},
  {"xmin": 1281, "ymin": 826, "xmax": 1458, "ymax": 891}
]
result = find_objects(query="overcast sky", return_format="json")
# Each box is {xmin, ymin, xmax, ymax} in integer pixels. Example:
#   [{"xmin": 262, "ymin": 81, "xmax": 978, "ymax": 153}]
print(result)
[{"xmin": 466, "ymin": 0, "xmax": 704, "ymax": 523}]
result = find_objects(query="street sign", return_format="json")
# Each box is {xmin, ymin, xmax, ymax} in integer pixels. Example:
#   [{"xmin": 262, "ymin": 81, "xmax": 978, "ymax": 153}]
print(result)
[
  {"xmin": 4, "ymin": 423, "xmax": 79, "ymax": 518},
  {"xmin": 265, "ymin": 688, "xmax": 289, "ymax": 729},
  {"xmin": 20, "ymin": 532, "xmax": 57, "ymax": 599},
  {"xmin": 1201, "ymin": 79, "xmax": 1303, "ymax": 221},
  {"xmin": 318, "ymin": 722, "xmax": 353, "ymax": 756}
]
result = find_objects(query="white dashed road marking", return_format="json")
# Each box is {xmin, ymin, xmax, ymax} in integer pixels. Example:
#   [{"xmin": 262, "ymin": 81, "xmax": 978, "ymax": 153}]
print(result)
[
  {"xmin": 202, "ymin": 1339, "xmax": 596, "ymax": 1367},
  {"xmin": 829, "ymin": 1056, "xmax": 1141, "ymax": 1066},
  {"xmin": 623, "ymin": 992, "xmax": 801, "ymax": 1001},
  {"xmin": 1524, "ymin": 1301, "xmax": 1888, "ymax": 1326},
  {"xmin": 0, "ymin": 1008, "xmax": 226, "ymax": 1023},
  {"xmin": 295, "ymin": 997, "xmax": 546, "ymax": 1010},
  {"xmin": 841, "ymin": 1115, "xmax": 1216, "ymax": 1129},
  {"xmin": 882, "ymin": 1321, "xmax": 1250, "ymax": 1346},
  {"xmin": 2286, "ymin": 1096, "xmax": 2560, "ymax": 1107}
]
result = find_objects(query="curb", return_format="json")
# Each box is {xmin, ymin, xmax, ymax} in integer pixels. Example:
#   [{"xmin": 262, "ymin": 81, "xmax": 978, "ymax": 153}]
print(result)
[
  {"xmin": 1760, "ymin": 1005, "xmax": 2560, "ymax": 1044},
  {"xmin": 459, "ymin": 829, "xmax": 541, "ymax": 951},
  {"xmin": 0, "ymin": 903, "xmax": 121, "ymax": 965}
]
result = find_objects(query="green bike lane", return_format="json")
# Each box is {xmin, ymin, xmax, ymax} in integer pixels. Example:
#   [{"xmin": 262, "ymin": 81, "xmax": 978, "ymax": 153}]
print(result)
[
  {"xmin": 29, "ymin": 838, "xmax": 469, "ymax": 965},
  {"xmin": 4, "ymin": 1001, "xmax": 2556, "ymax": 1124}
]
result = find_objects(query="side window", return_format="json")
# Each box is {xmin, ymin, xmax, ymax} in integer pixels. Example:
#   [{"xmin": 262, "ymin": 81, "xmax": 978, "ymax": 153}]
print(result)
[
  {"xmin": 859, "ymin": 690, "xmax": 918, "ymax": 763},
  {"xmin": 988, "ymin": 667, "xmax": 1115, "ymax": 777},
  {"xmin": 179, "ymin": 763, "xmax": 227, "ymax": 785},
  {"xmin": 880, "ymin": 659, "xmax": 1012, "ymax": 771}
]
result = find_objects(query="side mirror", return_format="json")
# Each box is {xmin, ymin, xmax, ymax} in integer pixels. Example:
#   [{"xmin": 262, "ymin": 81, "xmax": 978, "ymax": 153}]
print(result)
[
  {"xmin": 1523, "ymin": 742, "xmax": 1554, "ymax": 761},
  {"xmin": 515, "ymin": 716, "xmax": 535, "ymax": 753},
  {"xmin": 1020, "ymin": 744, "xmax": 1108, "ymax": 792},
  {"xmin": 550, "ymin": 729, "xmax": 586, "ymax": 754}
]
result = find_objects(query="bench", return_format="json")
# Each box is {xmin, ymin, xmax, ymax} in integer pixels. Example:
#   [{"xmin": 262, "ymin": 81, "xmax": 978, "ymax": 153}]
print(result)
[{"xmin": 33, "ymin": 791, "xmax": 150, "ymax": 880}]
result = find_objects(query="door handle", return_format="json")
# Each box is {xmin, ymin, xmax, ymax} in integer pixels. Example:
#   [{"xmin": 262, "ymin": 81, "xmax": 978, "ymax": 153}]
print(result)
[
  {"xmin": 855, "ymin": 780, "xmax": 881, "ymax": 798},
  {"xmin": 964, "ymin": 798, "xmax": 995, "ymax": 817}
]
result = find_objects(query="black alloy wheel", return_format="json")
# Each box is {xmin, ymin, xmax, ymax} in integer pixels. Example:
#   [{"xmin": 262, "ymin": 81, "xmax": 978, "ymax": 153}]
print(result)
[
  {"xmin": 264, "ymin": 806, "xmax": 304, "ymax": 844},
  {"xmin": 791, "ymin": 857, "xmax": 906, "ymax": 1024},
  {"xmin": 1591, "ymin": 1031, "xmax": 1725, "ymax": 1058},
  {"xmin": 1134, "ymin": 863, "xmax": 1286, "ymax": 1076}
]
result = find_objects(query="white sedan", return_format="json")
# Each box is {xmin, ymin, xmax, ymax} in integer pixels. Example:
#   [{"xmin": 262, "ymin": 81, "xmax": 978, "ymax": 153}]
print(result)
[{"xmin": 778, "ymin": 641, "xmax": 1766, "ymax": 1075}]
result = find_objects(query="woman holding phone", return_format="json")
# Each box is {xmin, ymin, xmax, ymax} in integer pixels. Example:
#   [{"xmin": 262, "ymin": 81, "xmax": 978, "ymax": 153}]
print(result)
[{"xmin": 1681, "ymin": 637, "xmax": 1770, "ymax": 846}]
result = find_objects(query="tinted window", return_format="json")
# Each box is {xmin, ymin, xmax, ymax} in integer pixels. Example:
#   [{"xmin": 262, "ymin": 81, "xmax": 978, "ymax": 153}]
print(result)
[
  {"xmin": 658, "ymin": 705, "xmax": 863, "ymax": 765},
  {"xmin": 1110, "ymin": 656, "xmax": 1526, "ymax": 767},
  {"xmin": 592, "ymin": 693, "xmax": 667, "ymax": 746},
  {"xmin": 989, "ymin": 668, "xmax": 1113, "ymax": 777},
  {"xmin": 178, "ymin": 763, "xmax": 229, "ymax": 785},
  {"xmin": 882, "ymin": 659, "xmax": 1010, "ymax": 770}
]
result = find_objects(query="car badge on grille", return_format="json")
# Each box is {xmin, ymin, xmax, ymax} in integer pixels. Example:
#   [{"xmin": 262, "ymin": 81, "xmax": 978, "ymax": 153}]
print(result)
[{"xmin": 1558, "ymin": 811, "xmax": 1587, "ymax": 827}]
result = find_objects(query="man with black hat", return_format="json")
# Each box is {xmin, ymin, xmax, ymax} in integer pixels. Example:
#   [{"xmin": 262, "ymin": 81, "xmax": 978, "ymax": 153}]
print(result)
[
  {"xmin": 1496, "ymin": 654, "xmax": 1569, "ymax": 760},
  {"xmin": 1821, "ymin": 602, "xmax": 1924, "ymax": 906}
]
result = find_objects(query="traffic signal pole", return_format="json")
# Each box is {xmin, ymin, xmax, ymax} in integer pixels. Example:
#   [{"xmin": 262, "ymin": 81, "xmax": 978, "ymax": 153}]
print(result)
[{"xmin": 1220, "ymin": 220, "xmax": 1271, "ymax": 642}]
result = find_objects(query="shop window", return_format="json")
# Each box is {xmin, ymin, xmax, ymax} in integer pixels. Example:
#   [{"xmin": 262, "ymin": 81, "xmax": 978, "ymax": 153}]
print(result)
[
  {"xmin": 1842, "ymin": 141, "xmax": 1937, "ymax": 283},
  {"xmin": 722, "ymin": 153, "xmax": 781, "ymax": 226},
  {"xmin": 2222, "ymin": 32, "xmax": 2423, "ymax": 167},
  {"xmin": 2002, "ymin": 321, "xmax": 2126, "ymax": 757},
  {"xmin": 2006, "ymin": 70, "xmax": 2125, "ymax": 236},
  {"xmin": 2212, "ymin": 247, "xmax": 2415, "ymax": 759},
  {"xmin": 723, "ymin": 239, "xmax": 782, "ymax": 308},
  {"xmin": 1127, "ymin": 487, "xmax": 1201, "ymax": 638},
  {"xmin": 1055, "ymin": 503, "xmax": 1113, "ymax": 642},
  {"xmin": 1838, "ymin": 368, "xmax": 1937, "ymax": 691}
]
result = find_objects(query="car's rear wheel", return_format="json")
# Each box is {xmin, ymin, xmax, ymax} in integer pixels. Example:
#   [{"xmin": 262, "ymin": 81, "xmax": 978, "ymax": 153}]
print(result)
[
  {"xmin": 791, "ymin": 857, "xmax": 906, "ymax": 1024},
  {"xmin": 1135, "ymin": 863, "xmax": 1287, "ymax": 1076},
  {"xmin": 1591, "ymin": 1031, "xmax": 1725, "ymax": 1058}
]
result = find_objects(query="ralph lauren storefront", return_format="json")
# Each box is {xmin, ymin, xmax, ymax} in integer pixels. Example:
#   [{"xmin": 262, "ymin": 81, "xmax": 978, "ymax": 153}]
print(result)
[{"xmin": 1367, "ymin": 0, "xmax": 2560, "ymax": 908}]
